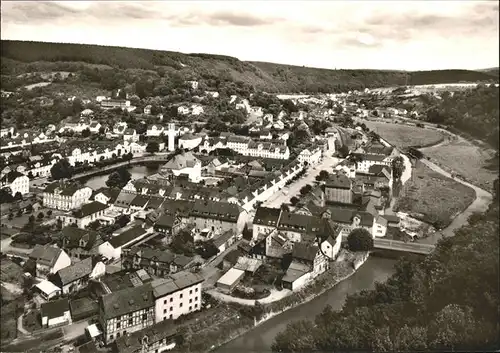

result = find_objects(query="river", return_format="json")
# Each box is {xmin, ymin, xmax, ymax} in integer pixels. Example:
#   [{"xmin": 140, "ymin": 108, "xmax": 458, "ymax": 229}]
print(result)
[
  {"xmin": 84, "ymin": 165, "xmax": 159, "ymax": 189},
  {"xmin": 215, "ymin": 257, "xmax": 397, "ymax": 353}
]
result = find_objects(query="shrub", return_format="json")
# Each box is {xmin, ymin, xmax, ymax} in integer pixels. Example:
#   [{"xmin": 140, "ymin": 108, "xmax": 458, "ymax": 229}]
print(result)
[{"xmin": 347, "ymin": 228, "xmax": 374, "ymax": 251}]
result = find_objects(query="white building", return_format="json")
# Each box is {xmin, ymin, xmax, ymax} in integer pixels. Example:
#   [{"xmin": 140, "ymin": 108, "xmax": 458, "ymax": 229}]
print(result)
[
  {"xmin": 153, "ymin": 271, "xmax": 204, "ymax": 321},
  {"xmin": 0, "ymin": 126, "xmax": 14, "ymax": 138},
  {"xmin": 160, "ymin": 151, "xmax": 201, "ymax": 182},
  {"xmin": 146, "ymin": 125, "xmax": 165, "ymax": 137},
  {"xmin": 43, "ymin": 182, "xmax": 93, "ymax": 211},
  {"xmin": 123, "ymin": 129, "xmax": 139, "ymax": 143},
  {"xmin": 57, "ymin": 201, "xmax": 109, "ymax": 229},
  {"xmin": 0, "ymin": 171, "xmax": 29, "ymax": 195},
  {"xmin": 298, "ymin": 148, "xmax": 322, "ymax": 165},
  {"xmin": 178, "ymin": 134, "xmax": 203, "ymax": 150},
  {"xmin": 41, "ymin": 298, "xmax": 72, "ymax": 328}
]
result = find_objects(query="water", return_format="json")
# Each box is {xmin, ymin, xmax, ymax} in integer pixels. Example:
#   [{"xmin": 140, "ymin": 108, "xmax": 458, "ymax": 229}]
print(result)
[
  {"xmin": 215, "ymin": 257, "xmax": 397, "ymax": 353},
  {"xmin": 84, "ymin": 165, "xmax": 159, "ymax": 189}
]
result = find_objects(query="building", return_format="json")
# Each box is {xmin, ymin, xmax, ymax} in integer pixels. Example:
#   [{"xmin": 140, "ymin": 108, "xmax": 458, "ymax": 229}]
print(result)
[
  {"xmin": 166, "ymin": 123, "xmax": 176, "ymax": 152},
  {"xmin": 143, "ymin": 105, "xmax": 152, "ymax": 115},
  {"xmin": 324, "ymin": 174, "xmax": 352, "ymax": 205},
  {"xmin": 282, "ymin": 242, "xmax": 328, "ymax": 291},
  {"xmin": 94, "ymin": 188, "xmax": 121, "ymax": 205},
  {"xmin": 190, "ymin": 200, "xmax": 247, "ymax": 235},
  {"xmin": 98, "ymin": 225, "xmax": 152, "ymax": 260},
  {"xmin": 160, "ymin": 151, "xmax": 201, "ymax": 183},
  {"xmin": 123, "ymin": 129, "xmax": 139, "ymax": 143},
  {"xmin": 123, "ymin": 248, "xmax": 194, "ymax": 277},
  {"xmin": 43, "ymin": 182, "xmax": 93, "ymax": 211},
  {"xmin": 298, "ymin": 148, "xmax": 322, "ymax": 165},
  {"xmin": 152, "ymin": 271, "xmax": 204, "ymax": 322},
  {"xmin": 0, "ymin": 126, "xmax": 14, "ymax": 138},
  {"xmin": 50, "ymin": 256, "xmax": 105, "ymax": 294},
  {"xmin": 0, "ymin": 171, "xmax": 29, "ymax": 196},
  {"xmin": 216, "ymin": 268, "xmax": 245, "ymax": 294},
  {"xmin": 41, "ymin": 298, "xmax": 72, "ymax": 328},
  {"xmin": 35, "ymin": 280, "xmax": 62, "ymax": 300},
  {"xmin": 99, "ymin": 282, "xmax": 156, "ymax": 344},
  {"xmin": 178, "ymin": 134, "xmax": 203, "ymax": 150},
  {"xmin": 153, "ymin": 213, "xmax": 182, "ymax": 238},
  {"xmin": 319, "ymin": 220, "xmax": 342, "ymax": 260},
  {"xmin": 213, "ymin": 229, "xmax": 237, "ymax": 253},
  {"xmin": 101, "ymin": 99, "xmax": 131, "ymax": 110},
  {"xmin": 353, "ymin": 154, "xmax": 392, "ymax": 173},
  {"xmin": 28, "ymin": 244, "xmax": 72, "ymax": 279},
  {"xmin": 252, "ymin": 206, "xmax": 282, "ymax": 240},
  {"xmin": 113, "ymin": 319, "xmax": 178, "ymax": 353},
  {"xmin": 59, "ymin": 227, "xmax": 102, "ymax": 261},
  {"xmin": 57, "ymin": 201, "xmax": 109, "ymax": 229},
  {"xmin": 146, "ymin": 125, "xmax": 164, "ymax": 137}
]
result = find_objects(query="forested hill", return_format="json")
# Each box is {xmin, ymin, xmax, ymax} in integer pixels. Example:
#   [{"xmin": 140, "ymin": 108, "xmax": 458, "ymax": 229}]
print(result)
[{"xmin": 1, "ymin": 40, "xmax": 497, "ymax": 93}]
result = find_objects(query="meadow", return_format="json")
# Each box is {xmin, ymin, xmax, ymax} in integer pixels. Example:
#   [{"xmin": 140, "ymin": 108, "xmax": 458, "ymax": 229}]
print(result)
[{"xmin": 395, "ymin": 160, "xmax": 476, "ymax": 229}]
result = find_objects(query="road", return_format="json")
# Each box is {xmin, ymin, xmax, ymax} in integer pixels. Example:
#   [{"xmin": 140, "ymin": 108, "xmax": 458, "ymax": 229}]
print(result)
[
  {"xmin": 373, "ymin": 238, "xmax": 434, "ymax": 255},
  {"xmin": 263, "ymin": 155, "xmax": 342, "ymax": 208},
  {"xmin": 1, "ymin": 235, "xmax": 32, "ymax": 255}
]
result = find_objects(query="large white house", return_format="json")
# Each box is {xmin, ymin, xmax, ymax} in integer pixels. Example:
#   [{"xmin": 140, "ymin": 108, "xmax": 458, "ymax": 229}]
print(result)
[
  {"xmin": 146, "ymin": 125, "xmax": 165, "ymax": 137},
  {"xmin": 0, "ymin": 171, "xmax": 29, "ymax": 195},
  {"xmin": 298, "ymin": 148, "xmax": 322, "ymax": 165},
  {"xmin": 159, "ymin": 151, "xmax": 202, "ymax": 182},
  {"xmin": 43, "ymin": 182, "xmax": 93, "ymax": 211}
]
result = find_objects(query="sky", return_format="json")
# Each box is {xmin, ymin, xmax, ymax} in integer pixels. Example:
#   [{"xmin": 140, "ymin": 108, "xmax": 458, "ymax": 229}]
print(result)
[{"xmin": 1, "ymin": 0, "xmax": 499, "ymax": 71}]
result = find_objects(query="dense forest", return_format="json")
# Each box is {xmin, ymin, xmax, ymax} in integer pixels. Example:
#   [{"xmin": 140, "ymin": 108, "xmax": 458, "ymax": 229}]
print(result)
[
  {"xmin": 272, "ymin": 188, "xmax": 499, "ymax": 352},
  {"xmin": 1, "ymin": 40, "xmax": 497, "ymax": 94},
  {"xmin": 423, "ymin": 86, "xmax": 500, "ymax": 149}
]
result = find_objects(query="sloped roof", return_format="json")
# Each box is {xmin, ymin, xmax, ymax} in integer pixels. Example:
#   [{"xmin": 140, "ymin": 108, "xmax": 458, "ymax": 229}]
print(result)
[
  {"xmin": 108, "ymin": 225, "xmax": 147, "ymax": 248},
  {"xmin": 41, "ymin": 298, "xmax": 70, "ymax": 320},
  {"xmin": 292, "ymin": 242, "xmax": 319, "ymax": 262},
  {"xmin": 325, "ymin": 173, "xmax": 351, "ymax": 189},
  {"xmin": 161, "ymin": 152, "xmax": 200, "ymax": 170},
  {"xmin": 71, "ymin": 201, "xmax": 108, "ymax": 219},
  {"xmin": 55, "ymin": 257, "xmax": 94, "ymax": 286},
  {"xmin": 253, "ymin": 207, "xmax": 282, "ymax": 226},
  {"xmin": 30, "ymin": 244, "xmax": 62, "ymax": 267},
  {"xmin": 100, "ymin": 282, "xmax": 154, "ymax": 320}
]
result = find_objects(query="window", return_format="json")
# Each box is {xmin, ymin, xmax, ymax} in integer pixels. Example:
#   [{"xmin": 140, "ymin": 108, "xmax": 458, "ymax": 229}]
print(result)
[
  {"xmin": 142, "ymin": 314, "xmax": 147, "ymax": 321},
  {"xmin": 180, "ymin": 293, "xmax": 183, "ymax": 299},
  {"xmin": 117, "ymin": 322, "xmax": 121, "ymax": 329},
  {"xmin": 195, "ymin": 288, "xmax": 198, "ymax": 292},
  {"xmin": 117, "ymin": 332, "xmax": 121, "ymax": 338},
  {"xmin": 170, "ymin": 297, "xmax": 173, "ymax": 302},
  {"xmin": 195, "ymin": 304, "xmax": 198, "ymax": 308},
  {"xmin": 189, "ymin": 289, "xmax": 193, "ymax": 295},
  {"xmin": 189, "ymin": 299, "xmax": 192, "ymax": 303},
  {"xmin": 189, "ymin": 306, "xmax": 192, "ymax": 311},
  {"xmin": 163, "ymin": 309, "xmax": 167, "ymax": 314},
  {"xmin": 195, "ymin": 296, "xmax": 198, "ymax": 301},
  {"xmin": 169, "ymin": 314, "xmax": 173, "ymax": 319},
  {"xmin": 180, "ymin": 303, "xmax": 183, "ymax": 308},
  {"xmin": 164, "ymin": 299, "xmax": 167, "ymax": 304},
  {"xmin": 110, "ymin": 335, "xmax": 114, "ymax": 340},
  {"xmin": 170, "ymin": 307, "xmax": 173, "ymax": 312}
]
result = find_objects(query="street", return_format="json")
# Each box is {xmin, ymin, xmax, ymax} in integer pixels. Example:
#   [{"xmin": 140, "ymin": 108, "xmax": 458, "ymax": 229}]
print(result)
[{"xmin": 263, "ymin": 155, "xmax": 342, "ymax": 208}]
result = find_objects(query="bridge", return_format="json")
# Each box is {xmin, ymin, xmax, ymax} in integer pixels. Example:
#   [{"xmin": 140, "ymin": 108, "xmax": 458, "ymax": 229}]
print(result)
[
  {"xmin": 373, "ymin": 238, "xmax": 435, "ymax": 255},
  {"xmin": 71, "ymin": 154, "xmax": 171, "ymax": 180}
]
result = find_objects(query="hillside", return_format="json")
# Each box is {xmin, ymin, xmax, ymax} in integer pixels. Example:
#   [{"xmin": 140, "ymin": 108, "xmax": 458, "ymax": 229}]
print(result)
[{"xmin": 1, "ymin": 40, "xmax": 497, "ymax": 94}]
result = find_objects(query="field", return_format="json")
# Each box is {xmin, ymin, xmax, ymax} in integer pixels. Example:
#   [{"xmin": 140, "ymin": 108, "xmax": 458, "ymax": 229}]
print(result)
[
  {"xmin": 363, "ymin": 120, "xmax": 445, "ymax": 149},
  {"xmin": 395, "ymin": 161, "xmax": 476, "ymax": 229},
  {"xmin": 421, "ymin": 136, "xmax": 498, "ymax": 191}
]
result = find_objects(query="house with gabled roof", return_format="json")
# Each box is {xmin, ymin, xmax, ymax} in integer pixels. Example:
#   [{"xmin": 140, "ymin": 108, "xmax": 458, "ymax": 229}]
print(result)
[
  {"xmin": 50, "ymin": 256, "xmax": 105, "ymax": 294},
  {"xmin": 41, "ymin": 298, "xmax": 72, "ymax": 328},
  {"xmin": 28, "ymin": 244, "xmax": 72, "ymax": 279},
  {"xmin": 282, "ymin": 242, "xmax": 328, "ymax": 291},
  {"xmin": 58, "ymin": 201, "xmax": 109, "ymax": 229},
  {"xmin": 59, "ymin": 226, "xmax": 102, "ymax": 261},
  {"xmin": 122, "ymin": 248, "xmax": 195, "ymax": 277},
  {"xmin": 98, "ymin": 224, "xmax": 152, "ymax": 260},
  {"xmin": 252, "ymin": 206, "xmax": 282, "ymax": 240},
  {"xmin": 0, "ymin": 170, "xmax": 29, "ymax": 196}
]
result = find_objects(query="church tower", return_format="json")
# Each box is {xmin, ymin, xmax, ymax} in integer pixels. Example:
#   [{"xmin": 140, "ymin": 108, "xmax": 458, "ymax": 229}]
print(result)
[{"xmin": 167, "ymin": 123, "xmax": 175, "ymax": 152}]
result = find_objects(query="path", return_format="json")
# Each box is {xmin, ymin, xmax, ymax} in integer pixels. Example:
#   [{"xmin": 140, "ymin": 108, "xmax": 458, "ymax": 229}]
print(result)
[
  {"xmin": 1, "ymin": 236, "xmax": 32, "ymax": 255},
  {"xmin": 207, "ymin": 288, "xmax": 292, "ymax": 306}
]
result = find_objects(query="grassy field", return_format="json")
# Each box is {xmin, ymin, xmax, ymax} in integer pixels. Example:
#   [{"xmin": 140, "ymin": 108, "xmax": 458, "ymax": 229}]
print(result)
[
  {"xmin": 363, "ymin": 121, "xmax": 445, "ymax": 149},
  {"xmin": 421, "ymin": 136, "xmax": 498, "ymax": 192},
  {"xmin": 395, "ymin": 161, "xmax": 476, "ymax": 229}
]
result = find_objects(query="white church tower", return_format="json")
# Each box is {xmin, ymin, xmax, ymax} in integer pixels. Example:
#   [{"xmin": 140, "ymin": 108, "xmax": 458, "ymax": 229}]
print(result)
[{"xmin": 167, "ymin": 123, "xmax": 176, "ymax": 152}]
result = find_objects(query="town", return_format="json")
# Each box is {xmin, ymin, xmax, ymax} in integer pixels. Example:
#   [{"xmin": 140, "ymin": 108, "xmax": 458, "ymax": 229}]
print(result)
[{"xmin": 1, "ymin": 78, "xmax": 468, "ymax": 353}]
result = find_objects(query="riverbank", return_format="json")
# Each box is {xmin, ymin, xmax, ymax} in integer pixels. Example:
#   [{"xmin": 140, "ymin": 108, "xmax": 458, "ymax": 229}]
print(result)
[{"xmin": 204, "ymin": 251, "xmax": 369, "ymax": 353}]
